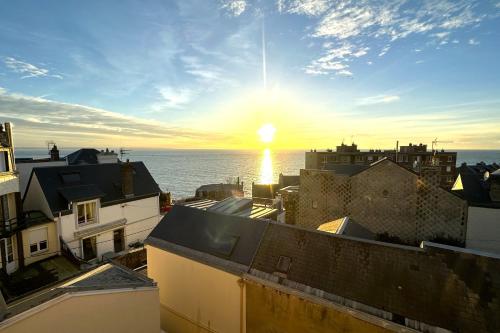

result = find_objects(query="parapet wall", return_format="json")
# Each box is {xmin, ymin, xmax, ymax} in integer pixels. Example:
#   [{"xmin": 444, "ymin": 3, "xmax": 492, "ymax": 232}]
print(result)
[{"xmin": 250, "ymin": 223, "xmax": 500, "ymax": 332}]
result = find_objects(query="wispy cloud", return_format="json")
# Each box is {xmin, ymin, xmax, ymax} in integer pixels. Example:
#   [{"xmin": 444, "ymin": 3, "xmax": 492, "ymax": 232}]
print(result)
[
  {"xmin": 281, "ymin": 0, "xmax": 330, "ymax": 16},
  {"xmin": 4, "ymin": 57, "xmax": 62, "ymax": 79},
  {"xmin": 357, "ymin": 94, "xmax": 400, "ymax": 106},
  {"xmin": 156, "ymin": 86, "xmax": 196, "ymax": 109},
  {"xmin": 289, "ymin": 0, "xmax": 493, "ymax": 78},
  {"xmin": 220, "ymin": 0, "xmax": 247, "ymax": 16},
  {"xmin": 468, "ymin": 38, "xmax": 480, "ymax": 45},
  {"xmin": 0, "ymin": 88, "xmax": 227, "ymax": 147},
  {"xmin": 304, "ymin": 42, "xmax": 368, "ymax": 76}
]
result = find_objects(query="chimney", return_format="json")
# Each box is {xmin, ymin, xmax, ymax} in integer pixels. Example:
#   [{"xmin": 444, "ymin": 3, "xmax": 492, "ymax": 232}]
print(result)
[
  {"xmin": 121, "ymin": 159, "xmax": 134, "ymax": 198},
  {"xmin": 50, "ymin": 144, "xmax": 60, "ymax": 161}
]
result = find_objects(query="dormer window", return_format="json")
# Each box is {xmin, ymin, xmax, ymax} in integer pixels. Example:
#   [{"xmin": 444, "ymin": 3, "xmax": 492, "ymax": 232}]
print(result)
[{"xmin": 76, "ymin": 201, "xmax": 97, "ymax": 226}]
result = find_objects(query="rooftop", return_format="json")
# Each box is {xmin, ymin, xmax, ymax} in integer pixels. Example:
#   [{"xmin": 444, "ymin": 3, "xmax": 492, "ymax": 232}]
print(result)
[
  {"xmin": 1, "ymin": 263, "xmax": 155, "ymax": 322},
  {"xmin": 146, "ymin": 205, "xmax": 268, "ymax": 272},
  {"xmin": 181, "ymin": 196, "xmax": 278, "ymax": 219},
  {"xmin": 28, "ymin": 162, "xmax": 160, "ymax": 215}
]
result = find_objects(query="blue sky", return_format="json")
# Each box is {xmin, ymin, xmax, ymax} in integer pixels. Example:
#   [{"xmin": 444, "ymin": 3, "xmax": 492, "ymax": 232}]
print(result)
[{"xmin": 1, "ymin": 0, "xmax": 500, "ymax": 149}]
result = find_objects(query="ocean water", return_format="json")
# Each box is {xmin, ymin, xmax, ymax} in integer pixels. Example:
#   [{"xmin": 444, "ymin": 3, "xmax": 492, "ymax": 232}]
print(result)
[{"xmin": 14, "ymin": 148, "xmax": 500, "ymax": 200}]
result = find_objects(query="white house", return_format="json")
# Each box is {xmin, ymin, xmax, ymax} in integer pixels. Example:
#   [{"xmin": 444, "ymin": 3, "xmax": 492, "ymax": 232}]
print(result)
[{"xmin": 23, "ymin": 161, "xmax": 161, "ymax": 262}]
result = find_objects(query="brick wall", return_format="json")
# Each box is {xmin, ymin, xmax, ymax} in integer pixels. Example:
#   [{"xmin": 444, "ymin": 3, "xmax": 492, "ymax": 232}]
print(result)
[{"xmin": 298, "ymin": 160, "xmax": 467, "ymax": 244}]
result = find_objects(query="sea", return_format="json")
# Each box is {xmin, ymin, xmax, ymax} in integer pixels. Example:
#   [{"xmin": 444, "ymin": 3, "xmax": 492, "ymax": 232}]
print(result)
[{"xmin": 14, "ymin": 148, "xmax": 500, "ymax": 200}]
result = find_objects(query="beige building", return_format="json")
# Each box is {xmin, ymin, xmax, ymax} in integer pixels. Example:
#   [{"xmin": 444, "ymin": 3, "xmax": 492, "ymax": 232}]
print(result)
[
  {"xmin": 298, "ymin": 158, "xmax": 467, "ymax": 245},
  {"xmin": 0, "ymin": 263, "xmax": 160, "ymax": 333},
  {"xmin": 0, "ymin": 122, "xmax": 60, "ymax": 274},
  {"xmin": 146, "ymin": 205, "xmax": 268, "ymax": 333}
]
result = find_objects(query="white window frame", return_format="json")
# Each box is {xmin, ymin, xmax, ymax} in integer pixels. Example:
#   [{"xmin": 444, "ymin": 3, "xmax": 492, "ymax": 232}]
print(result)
[
  {"xmin": 75, "ymin": 200, "xmax": 99, "ymax": 227},
  {"xmin": 29, "ymin": 226, "xmax": 49, "ymax": 255},
  {"xmin": 446, "ymin": 166, "xmax": 452, "ymax": 173}
]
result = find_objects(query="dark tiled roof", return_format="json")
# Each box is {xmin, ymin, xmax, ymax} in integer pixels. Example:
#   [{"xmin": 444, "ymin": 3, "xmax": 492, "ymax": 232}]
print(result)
[
  {"xmin": 455, "ymin": 163, "xmax": 500, "ymax": 208},
  {"xmin": 58, "ymin": 184, "xmax": 105, "ymax": 203},
  {"xmin": 146, "ymin": 205, "xmax": 268, "ymax": 269},
  {"xmin": 31, "ymin": 162, "xmax": 160, "ymax": 215},
  {"xmin": 65, "ymin": 148, "xmax": 100, "ymax": 165}
]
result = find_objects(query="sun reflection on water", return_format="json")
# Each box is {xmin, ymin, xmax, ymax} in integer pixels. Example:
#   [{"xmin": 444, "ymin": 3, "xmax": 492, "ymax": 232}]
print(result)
[{"xmin": 260, "ymin": 148, "xmax": 273, "ymax": 184}]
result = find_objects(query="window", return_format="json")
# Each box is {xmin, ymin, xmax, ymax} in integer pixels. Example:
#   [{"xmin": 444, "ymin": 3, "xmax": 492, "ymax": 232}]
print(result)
[
  {"xmin": 367, "ymin": 156, "xmax": 373, "ymax": 162},
  {"xmin": 312, "ymin": 200, "xmax": 318, "ymax": 209},
  {"xmin": 276, "ymin": 256, "xmax": 292, "ymax": 274},
  {"xmin": 77, "ymin": 201, "xmax": 97, "ymax": 225},
  {"xmin": 0, "ymin": 151, "xmax": 10, "ymax": 172},
  {"xmin": 82, "ymin": 236, "xmax": 97, "ymax": 261},
  {"xmin": 446, "ymin": 166, "xmax": 451, "ymax": 173},
  {"xmin": 29, "ymin": 227, "xmax": 48, "ymax": 254},
  {"xmin": 6, "ymin": 238, "xmax": 13, "ymax": 263},
  {"xmin": 447, "ymin": 156, "xmax": 453, "ymax": 162}
]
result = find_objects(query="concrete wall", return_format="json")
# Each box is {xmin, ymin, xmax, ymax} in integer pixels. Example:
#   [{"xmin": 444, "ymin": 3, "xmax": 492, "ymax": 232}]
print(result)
[
  {"xmin": 16, "ymin": 161, "xmax": 66, "ymax": 197},
  {"xmin": 298, "ymin": 160, "xmax": 467, "ymax": 244},
  {"xmin": 146, "ymin": 245, "xmax": 244, "ymax": 333},
  {"xmin": 466, "ymin": 206, "xmax": 500, "ymax": 254},
  {"xmin": 23, "ymin": 175, "xmax": 53, "ymax": 219},
  {"xmin": 21, "ymin": 222, "xmax": 59, "ymax": 266},
  {"xmin": 0, "ymin": 174, "xmax": 19, "ymax": 198},
  {"xmin": 245, "ymin": 280, "xmax": 402, "ymax": 333},
  {"xmin": 0, "ymin": 288, "xmax": 160, "ymax": 333}
]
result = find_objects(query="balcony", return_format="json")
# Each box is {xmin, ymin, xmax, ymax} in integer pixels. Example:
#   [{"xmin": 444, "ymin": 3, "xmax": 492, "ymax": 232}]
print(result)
[
  {"xmin": 0, "ymin": 211, "xmax": 52, "ymax": 238},
  {"xmin": 0, "ymin": 171, "xmax": 19, "ymax": 196}
]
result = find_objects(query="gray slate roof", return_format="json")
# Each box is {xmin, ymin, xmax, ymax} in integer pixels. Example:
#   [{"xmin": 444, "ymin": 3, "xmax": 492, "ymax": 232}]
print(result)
[
  {"xmin": 455, "ymin": 163, "xmax": 500, "ymax": 208},
  {"xmin": 65, "ymin": 148, "xmax": 101, "ymax": 165},
  {"xmin": 30, "ymin": 162, "xmax": 160, "ymax": 215},
  {"xmin": 146, "ymin": 205, "xmax": 268, "ymax": 270}
]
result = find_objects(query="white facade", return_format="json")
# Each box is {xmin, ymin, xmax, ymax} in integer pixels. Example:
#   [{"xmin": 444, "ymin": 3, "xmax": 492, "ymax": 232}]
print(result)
[
  {"xmin": 466, "ymin": 206, "xmax": 500, "ymax": 254},
  {"xmin": 17, "ymin": 160, "xmax": 66, "ymax": 197}
]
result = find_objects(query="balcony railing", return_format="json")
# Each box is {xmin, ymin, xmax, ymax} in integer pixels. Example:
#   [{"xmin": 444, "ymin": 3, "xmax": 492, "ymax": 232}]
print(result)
[{"xmin": 0, "ymin": 213, "xmax": 51, "ymax": 238}]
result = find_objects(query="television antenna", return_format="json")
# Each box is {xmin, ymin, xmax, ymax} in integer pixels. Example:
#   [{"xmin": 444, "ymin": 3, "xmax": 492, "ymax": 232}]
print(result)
[
  {"xmin": 46, "ymin": 140, "xmax": 56, "ymax": 153},
  {"xmin": 119, "ymin": 148, "xmax": 131, "ymax": 161}
]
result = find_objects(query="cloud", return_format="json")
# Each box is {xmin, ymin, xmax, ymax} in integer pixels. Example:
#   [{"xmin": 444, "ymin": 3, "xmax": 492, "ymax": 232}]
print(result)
[
  {"xmin": 304, "ymin": 42, "xmax": 368, "ymax": 76},
  {"xmin": 0, "ymin": 88, "xmax": 227, "ymax": 147},
  {"xmin": 468, "ymin": 38, "xmax": 480, "ymax": 45},
  {"xmin": 294, "ymin": 0, "xmax": 493, "ymax": 77},
  {"xmin": 158, "ymin": 86, "xmax": 196, "ymax": 108},
  {"xmin": 4, "ymin": 57, "xmax": 62, "ymax": 79},
  {"xmin": 281, "ymin": 0, "xmax": 330, "ymax": 16},
  {"xmin": 220, "ymin": 0, "xmax": 247, "ymax": 16},
  {"xmin": 357, "ymin": 94, "xmax": 400, "ymax": 106}
]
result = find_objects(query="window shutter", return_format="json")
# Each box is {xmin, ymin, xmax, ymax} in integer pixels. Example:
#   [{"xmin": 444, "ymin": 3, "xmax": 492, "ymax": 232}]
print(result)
[{"xmin": 29, "ymin": 227, "xmax": 48, "ymax": 244}]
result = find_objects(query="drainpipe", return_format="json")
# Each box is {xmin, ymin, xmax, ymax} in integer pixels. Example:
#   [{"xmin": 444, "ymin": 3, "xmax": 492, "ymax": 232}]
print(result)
[
  {"xmin": 238, "ymin": 278, "xmax": 245, "ymax": 333},
  {"xmin": 57, "ymin": 212, "xmax": 62, "ymax": 255}
]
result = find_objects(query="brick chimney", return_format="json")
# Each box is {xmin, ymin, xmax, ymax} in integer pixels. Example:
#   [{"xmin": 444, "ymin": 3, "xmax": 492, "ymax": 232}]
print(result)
[
  {"xmin": 121, "ymin": 160, "xmax": 134, "ymax": 198},
  {"xmin": 50, "ymin": 144, "xmax": 60, "ymax": 161}
]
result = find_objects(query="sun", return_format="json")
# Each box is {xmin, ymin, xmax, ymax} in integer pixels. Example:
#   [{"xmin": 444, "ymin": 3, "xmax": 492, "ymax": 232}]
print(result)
[{"xmin": 257, "ymin": 123, "xmax": 276, "ymax": 143}]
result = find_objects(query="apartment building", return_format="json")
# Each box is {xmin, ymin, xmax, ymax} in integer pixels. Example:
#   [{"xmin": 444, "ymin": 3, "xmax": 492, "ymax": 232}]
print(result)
[{"xmin": 306, "ymin": 142, "xmax": 457, "ymax": 187}]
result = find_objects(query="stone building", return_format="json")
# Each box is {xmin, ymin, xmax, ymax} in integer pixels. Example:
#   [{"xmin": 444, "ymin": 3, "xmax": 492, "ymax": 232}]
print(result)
[
  {"xmin": 306, "ymin": 142, "xmax": 457, "ymax": 188},
  {"xmin": 298, "ymin": 158, "xmax": 467, "ymax": 245}
]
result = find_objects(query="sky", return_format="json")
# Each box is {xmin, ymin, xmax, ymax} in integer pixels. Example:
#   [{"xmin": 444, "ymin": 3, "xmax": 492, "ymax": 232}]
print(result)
[{"xmin": 0, "ymin": 0, "xmax": 500, "ymax": 150}]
